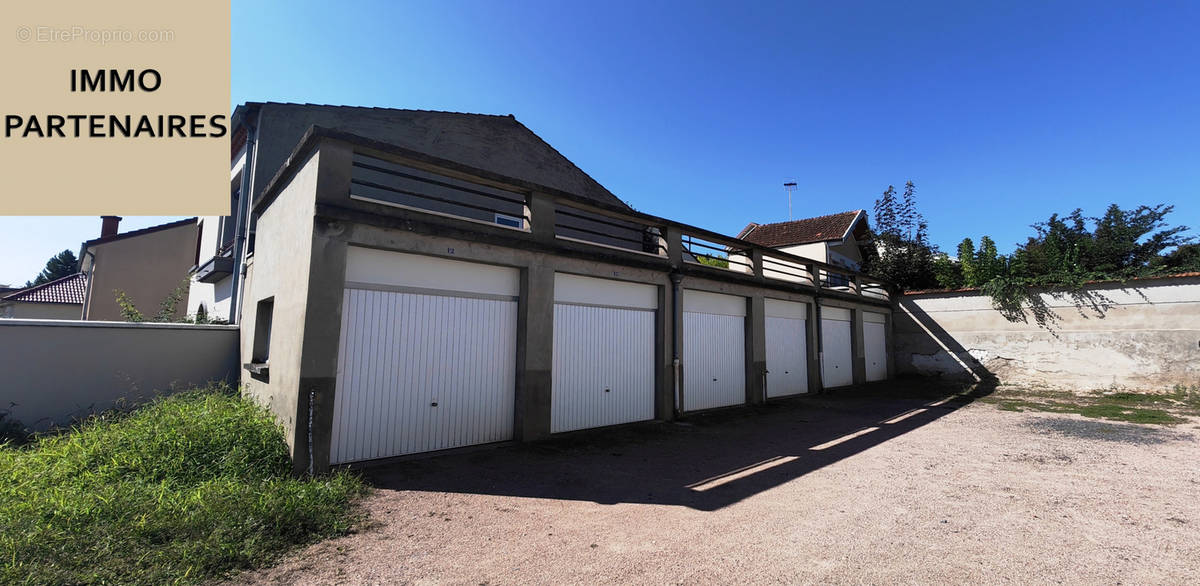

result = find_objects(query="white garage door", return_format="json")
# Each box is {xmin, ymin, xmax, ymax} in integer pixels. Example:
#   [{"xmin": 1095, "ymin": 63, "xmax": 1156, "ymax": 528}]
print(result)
[
  {"xmin": 331, "ymin": 248, "xmax": 518, "ymax": 464},
  {"xmin": 683, "ymin": 290, "xmax": 746, "ymax": 411},
  {"xmin": 552, "ymin": 274, "xmax": 657, "ymax": 433},
  {"xmin": 864, "ymin": 311, "xmax": 888, "ymax": 382},
  {"xmin": 821, "ymin": 306, "xmax": 854, "ymax": 389},
  {"xmin": 765, "ymin": 299, "xmax": 808, "ymax": 398}
]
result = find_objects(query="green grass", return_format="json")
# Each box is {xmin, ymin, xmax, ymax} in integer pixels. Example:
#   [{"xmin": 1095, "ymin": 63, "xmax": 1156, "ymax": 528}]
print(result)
[
  {"xmin": 986, "ymin": 384, "xmax": 1199, "ymax": 425},
  {"xmin": 0, "ymin": 385, "xmax": 365, "ymax": 585}
]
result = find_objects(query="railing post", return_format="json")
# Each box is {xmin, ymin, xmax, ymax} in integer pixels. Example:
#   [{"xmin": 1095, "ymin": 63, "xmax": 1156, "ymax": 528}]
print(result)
[
  {"xmin": 805, "ymin": 263, "xmax": 817, "ymax": 288},
  {"xmin": 751, "ymin": 249, "xmax": 765, "ymax": 280},
  {"xmin": 853, "ymin": 274, "xmax": 862, "ymax": 296},
  {"xmin": 528, "ymin": 191, "xmax": 556, "ymax": 245}
]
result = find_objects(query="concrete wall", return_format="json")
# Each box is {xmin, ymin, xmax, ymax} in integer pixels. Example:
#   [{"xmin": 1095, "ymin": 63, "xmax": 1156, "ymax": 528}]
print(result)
[
  {"xmin": 0, "ymin": 320, "xmax": 239, "ymax": 431},
  {"xmin": 894, "ymin": 276, "xmax": 1200, "ymax": 389},
  {"xmin": 84, "ymin": 222, "xmax": 199, "ymax": 321},
  {"xmin": 239, "ymin": 147, "xmax": 322, "ymax": 466}
]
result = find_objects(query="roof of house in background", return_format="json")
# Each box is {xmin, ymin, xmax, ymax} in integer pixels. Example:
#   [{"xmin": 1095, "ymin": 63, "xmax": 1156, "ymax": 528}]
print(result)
[
  {"xmin": 1, "ymin": 273, "xmax": 87, "ymax": 305},
  {"xmin": 736, "ymin": 210, "xmax": 867, "ymax": 248},
  {"xmin": 234, "ymin": 102, "xmax": 633, "ymax": 210},
  {"xmin": 81, "ymin": 217, "xmax": 197, "ymax": 249}
]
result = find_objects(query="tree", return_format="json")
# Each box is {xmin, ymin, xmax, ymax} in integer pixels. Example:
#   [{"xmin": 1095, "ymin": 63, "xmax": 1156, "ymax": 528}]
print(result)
[
  {"xmin": 26, "ymin": 249, "xmax": 78, "ymax": 287},
  {"xmin": 932, "ymin": 252, "xmax": 963, "ymax": 289},
  {"xmin": 977, "ymin": 203, "xmax": 1193, "ymax": 330},
  {"xmin": 862, "ymin": 181, "xmax": 939, "ymax": 290},
  {"xmin": 957, "ymin": 238, "xmax": 977, "ymax": 286}
]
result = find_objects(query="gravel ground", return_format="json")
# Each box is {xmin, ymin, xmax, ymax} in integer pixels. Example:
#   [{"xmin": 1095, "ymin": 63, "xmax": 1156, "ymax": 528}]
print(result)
[{"xmin": 232, "ymin": 387, "xmax": 1200, "ymax": 585}]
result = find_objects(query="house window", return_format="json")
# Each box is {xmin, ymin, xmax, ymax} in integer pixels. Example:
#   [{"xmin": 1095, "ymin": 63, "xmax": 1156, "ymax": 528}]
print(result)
[
  {"xmin": 252, "ymin": 297, "xmax": 273, "ymax": 364},
  {"xmin": 494, "ymin": 213, "xmax": 524, "ymax": 229}
]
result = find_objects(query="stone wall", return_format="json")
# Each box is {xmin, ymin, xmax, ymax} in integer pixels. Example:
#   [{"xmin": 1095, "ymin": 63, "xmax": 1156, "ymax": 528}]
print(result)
[{"xmin": 894, "ymin": 275, "xmax": 1200, "ymax": 390}]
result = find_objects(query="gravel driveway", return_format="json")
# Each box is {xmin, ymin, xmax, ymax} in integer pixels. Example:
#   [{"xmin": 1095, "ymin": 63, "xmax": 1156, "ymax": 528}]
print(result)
[{"xmin": 233, "ymin": 385, "xmax": 1200, "ymax": 585}]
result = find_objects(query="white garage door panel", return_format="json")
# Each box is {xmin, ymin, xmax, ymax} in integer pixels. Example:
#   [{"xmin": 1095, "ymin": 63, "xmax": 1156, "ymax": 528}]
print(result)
[
  {"xmin": 331, "ymin": 288, "xmax": 517, "ymax": 464},
  {"xmin": 683, "ymin": 311, "xmax": 746, "ymax": 411},
  {"xmin": 552, "ymin": 304, "xmax": 655, "ymax": 433},
  {"xmin": 345, "ymin": 246, "xmax": 519, "ymax": 297},
  {"xmin": 864, "ymin": 321, "xmax": 888, "ymax": 382},
  {"xmin": 821, "ymin": 318, "xmax": 854, "ymax": 388},
  {"xmin": 766, "ymin": 316, "xmax": 808, "ymax": 397}
]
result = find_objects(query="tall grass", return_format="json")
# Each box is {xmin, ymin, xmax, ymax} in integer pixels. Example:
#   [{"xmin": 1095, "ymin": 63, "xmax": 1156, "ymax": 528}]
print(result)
[{"xmin": 0, "ymin": 385, "xmax": 365, "ymax": 585}]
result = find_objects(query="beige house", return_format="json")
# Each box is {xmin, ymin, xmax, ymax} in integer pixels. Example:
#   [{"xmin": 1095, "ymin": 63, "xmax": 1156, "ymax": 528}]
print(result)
[
  {"xmin": 0, "ymin": 273, "xmax": 87, "ymax": 319},
  {"xmin": 78, "ymin": 217, "xmax": 198, "ymax": 321},
  {"xmin": 735, "ymin": 210, "xmax": 871, "ymax": 269}
]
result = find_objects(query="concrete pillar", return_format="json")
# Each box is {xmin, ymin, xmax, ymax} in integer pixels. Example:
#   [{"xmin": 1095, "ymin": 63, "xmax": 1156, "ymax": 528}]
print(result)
[
  {"xmin": 668, "ymin": 272, "xmax": 685, "ymax": 416},
  {"xmin": 851, "ymin": 306, "xmax": 867, "ymax": 385},
  {"xmin": 515, "ymin": 259, "xmax": 554, "ymax": 441},
  {"xmin": 665, "ymin": 226, "xmax": 684, "ymax": 268},
  {"xmin": 747, "ymin": 294, "xmax": 767, "ymax": 404},
  {"xmin": 296, "ymin": 220, "xmax": 349, "ymax": 475},
  {"xmin": 655, "ymin": 278, "xmax": 677, "ymax": 421},
  {"xmin": 295, "ymin": 139, "xmax": 354, "ymax": 475},
  {"xmin": 528, "ymin": 191, "xmax": 556, "ymax": 246},
  {"xmin": 808, "ymin": 300, "xmax": 823, "ymax": 393}
]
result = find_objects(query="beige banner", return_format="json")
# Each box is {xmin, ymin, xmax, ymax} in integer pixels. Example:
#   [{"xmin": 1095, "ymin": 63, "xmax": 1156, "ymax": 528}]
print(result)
[{"xmin": 0, "ymin": 1, "xmax": 230, "ymax": 215}]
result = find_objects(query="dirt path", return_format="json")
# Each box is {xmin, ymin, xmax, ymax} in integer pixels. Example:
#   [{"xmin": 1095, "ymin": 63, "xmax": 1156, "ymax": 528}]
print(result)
[{"xmin": 231, "ymin": 390, "xmax": 1200, "ymax": 585}]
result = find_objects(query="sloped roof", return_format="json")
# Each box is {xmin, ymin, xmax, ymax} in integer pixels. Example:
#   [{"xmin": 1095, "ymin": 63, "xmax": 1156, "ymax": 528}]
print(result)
[
  {"xmin": 2, "ymin": 273, "xmax": 87, "ymax": 305},
  {"xmin": 736, "ymin": 210, "xmax": 865, "ymax": 248},
  {"xmin": 238, "ymin": 102, "xmax": 632, "ymax": 210},
  {"xmin": 81, "ymin": 217, "xmax": 196, "ymax": 249}
]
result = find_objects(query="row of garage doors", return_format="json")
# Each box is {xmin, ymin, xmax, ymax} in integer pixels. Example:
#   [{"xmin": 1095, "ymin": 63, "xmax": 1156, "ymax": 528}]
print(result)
[{"xmin": 330, "ymin": 248, "xmax": 888, "ymax": 464}]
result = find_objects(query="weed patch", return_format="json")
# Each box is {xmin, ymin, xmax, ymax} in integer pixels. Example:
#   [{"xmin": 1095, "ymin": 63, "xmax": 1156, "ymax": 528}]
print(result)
[
  {"xmin": 0, "ymin": 385, "xmax": 365, "ymax": 585},
  {"xmin": 988, "ymin": 387, "xmax": 1194, "ymax": 425}
]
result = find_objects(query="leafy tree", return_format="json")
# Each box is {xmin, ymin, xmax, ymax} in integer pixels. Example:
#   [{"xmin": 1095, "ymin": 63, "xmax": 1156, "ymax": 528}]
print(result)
[
  {"xmin": 957, "ymin": 238, "xmax": 977, "ymax": 286},
  {"xmin": 862, "ymin": 181, "xmax": 938, "ymax": 290},
  {"xmin": 26, "ymin": 249, "xmax": 78, "ymax": 287},
  {"xmin": 1151, "ymin": 243, "xmax": 1200, "ymax": 273},
  {"xmin": 975, "ymin": 236, "xmax": 1004, "ymax": 284},
  {"xmin": 695, "ymin": 255, "xmax": 730, "ymax": 269},
  {"xmin": 932, "ymin": 253, "xmax": 964, "ymax": 289}
]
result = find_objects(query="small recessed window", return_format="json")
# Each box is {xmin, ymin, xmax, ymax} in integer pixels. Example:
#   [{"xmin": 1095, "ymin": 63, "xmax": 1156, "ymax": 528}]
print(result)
[
  {"xmin": 252, "ymin": 297, "xmax": 273, "ymax": 364},
  {"xmin": 494, "ymin": 213, "xmax": 524, "ymax": 229}
]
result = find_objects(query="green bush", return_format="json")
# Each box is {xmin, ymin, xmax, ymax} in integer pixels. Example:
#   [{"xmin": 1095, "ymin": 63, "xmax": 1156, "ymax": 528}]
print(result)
[{"xmin": 0, "ymin": 385, "xmax": 365, "ymax": 585}]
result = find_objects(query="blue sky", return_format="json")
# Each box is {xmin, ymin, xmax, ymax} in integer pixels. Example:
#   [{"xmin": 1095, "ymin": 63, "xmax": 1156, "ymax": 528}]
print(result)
[{"xmin": 2, "ymin": 0, "xmax": 1198, "ymax": 285}]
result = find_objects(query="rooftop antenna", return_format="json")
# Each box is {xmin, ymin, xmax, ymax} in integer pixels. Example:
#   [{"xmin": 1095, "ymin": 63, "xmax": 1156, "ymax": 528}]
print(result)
[{"xmin": 783, "ymin": 179, "xmax": 798, "ymax": 220}]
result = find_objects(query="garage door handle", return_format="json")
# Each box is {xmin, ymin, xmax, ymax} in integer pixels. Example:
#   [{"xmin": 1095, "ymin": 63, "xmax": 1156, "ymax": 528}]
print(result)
[
  {"xmin": 431, "ymin": 402, "xmax": 438, "ymax": 407},
  {"xmin": 712, "ymin": 378, "xmax": 718, "ymax": 382}
]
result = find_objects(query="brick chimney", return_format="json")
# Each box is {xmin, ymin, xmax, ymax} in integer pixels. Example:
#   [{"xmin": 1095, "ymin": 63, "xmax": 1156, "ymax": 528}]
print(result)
[{"xmin": 100, "ymin": 216, "xmax": 122, "ymax": 238}]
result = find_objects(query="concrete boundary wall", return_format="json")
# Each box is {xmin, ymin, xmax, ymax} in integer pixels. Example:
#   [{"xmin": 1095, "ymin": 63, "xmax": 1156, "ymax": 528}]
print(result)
[
  {"xmin": 0, "ymin": 320, "xmax": 240, "ymax": 431},
  {"xmin": 894, "ymin": 276, "xmax": 1200, "ymax": 389}
]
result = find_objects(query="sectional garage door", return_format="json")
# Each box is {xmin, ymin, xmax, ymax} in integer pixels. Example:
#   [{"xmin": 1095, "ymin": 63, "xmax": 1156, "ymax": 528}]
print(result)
[
  {"xmin": 683, "ymin": 290, "xmax": 746, "ymax": 411},
  {"xmin": 821, "ymin": 306, "xmax": 854, "ymax": 389},
  {"xmin": 864, "ymin": 311, "xmax": 888, "ymax": 382},
  {"xmin": 551, "ymin": 274, "xmax": 657, "ymax": 433},
  {"xmin": 331, "ymin": 247, "xmax": 518, "ymax": 464},
  {"xmin": 765, "ymin": 299, "xmax": 808, "ymax": 398}
]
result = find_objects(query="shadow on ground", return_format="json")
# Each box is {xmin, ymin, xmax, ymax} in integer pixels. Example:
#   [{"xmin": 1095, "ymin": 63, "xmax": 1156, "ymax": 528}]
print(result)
[{"xmin": 363, "ymin": 379, "xmax": 994, "ymax": 511}]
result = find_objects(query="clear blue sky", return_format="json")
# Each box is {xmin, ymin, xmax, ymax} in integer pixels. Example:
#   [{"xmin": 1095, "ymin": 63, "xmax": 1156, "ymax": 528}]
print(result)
[{"xmin": 3, "ymin": 0, "xmax": 1198, "ymax": 285}]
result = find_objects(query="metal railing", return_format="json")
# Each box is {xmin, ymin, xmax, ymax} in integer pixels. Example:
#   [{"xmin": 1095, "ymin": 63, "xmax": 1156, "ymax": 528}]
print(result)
[{"xmin": 318, "ymin": 133, "xmax": 895, "ymax": 304}]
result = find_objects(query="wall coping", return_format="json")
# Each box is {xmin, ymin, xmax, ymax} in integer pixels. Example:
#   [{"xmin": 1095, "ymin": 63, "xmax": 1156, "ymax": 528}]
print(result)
[
  {"xmin": 0, "ymin": 319, "xmax": 240, "ymax": 331},
  {"xmin": 904, "ymin": 272, "xmax": 1200, "ymax": 299}
]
